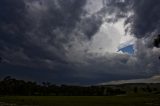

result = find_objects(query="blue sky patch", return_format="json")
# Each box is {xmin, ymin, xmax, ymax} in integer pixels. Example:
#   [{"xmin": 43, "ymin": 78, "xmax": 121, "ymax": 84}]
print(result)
[{"xmin": 119, "ymin": 45, "xmax": 134, "ymax": 54}]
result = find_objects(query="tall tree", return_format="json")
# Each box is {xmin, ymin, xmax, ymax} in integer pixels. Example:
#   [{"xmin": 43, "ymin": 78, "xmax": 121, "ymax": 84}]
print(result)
[
  {"xmin": 154, "ymin": 35, "xmax": 160, "ymax": 47},
  {"xmin": 0, "ymin": 57, "xmax": 2, "ymax": 63},
  {"xmin": 153, "ymin": 35, "xmax": 160, "ymax": 60}
]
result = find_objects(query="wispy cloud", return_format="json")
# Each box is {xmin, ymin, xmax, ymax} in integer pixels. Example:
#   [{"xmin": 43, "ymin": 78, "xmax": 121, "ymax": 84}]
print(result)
[{"xmin": 100, "ymin": 75, "xmax": 160, "ymax": 85}]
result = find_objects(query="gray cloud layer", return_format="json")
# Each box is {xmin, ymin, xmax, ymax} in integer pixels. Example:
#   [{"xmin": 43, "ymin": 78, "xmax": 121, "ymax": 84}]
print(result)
[
  {"xmin": 0, "ymin": 0, "xmax": 160, "ymax": 84},
  {"xmin": 106, "ymin": 0, "xmax": 160, "ymax": 38}
]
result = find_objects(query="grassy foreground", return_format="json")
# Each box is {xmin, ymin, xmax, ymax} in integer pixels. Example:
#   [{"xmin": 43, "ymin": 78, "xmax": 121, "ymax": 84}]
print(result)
[{"xmin": 0, "ymin": 95, "xmax": 160, "ymax": 106}]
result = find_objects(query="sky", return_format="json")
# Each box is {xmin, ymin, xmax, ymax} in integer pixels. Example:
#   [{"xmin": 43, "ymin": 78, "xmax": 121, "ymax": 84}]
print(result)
[{"xmin": 0, "ymin": 0, "xmax": 160, "ymax": 85}]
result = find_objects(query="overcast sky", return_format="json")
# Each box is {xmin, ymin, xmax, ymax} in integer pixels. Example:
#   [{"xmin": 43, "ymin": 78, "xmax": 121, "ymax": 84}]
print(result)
[{"xmin": 0, "ymin": 0, "xmax": 160, "ymax": 85}]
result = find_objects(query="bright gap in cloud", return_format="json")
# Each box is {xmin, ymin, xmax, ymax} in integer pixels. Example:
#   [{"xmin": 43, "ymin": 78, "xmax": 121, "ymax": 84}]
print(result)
[
  {"xmin": 84, "ymin": 0, "xmax": 136, "ymax": 55},
  {"xmin": 118, "ymin": 45, "xmax": 134, "ymax": 54},
  {"xmin": 88, "ymin": 18, "xmax": 136, "ymax": 55}
]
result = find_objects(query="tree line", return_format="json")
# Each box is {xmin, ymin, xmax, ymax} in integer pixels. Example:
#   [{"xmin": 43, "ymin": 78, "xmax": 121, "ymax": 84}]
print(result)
[
  {"xmin": 0, "ymin": 76, "xmax": 160, "ymax": 96},
  {"xmin": 0, "ymin": 76, "xmax": 126, "ymax": 96}
]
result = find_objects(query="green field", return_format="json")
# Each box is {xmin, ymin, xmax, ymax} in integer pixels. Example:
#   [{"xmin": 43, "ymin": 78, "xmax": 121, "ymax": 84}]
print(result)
[{"xmin": 0, "ymin": 95, "xmax": 160, "ymax": 106}]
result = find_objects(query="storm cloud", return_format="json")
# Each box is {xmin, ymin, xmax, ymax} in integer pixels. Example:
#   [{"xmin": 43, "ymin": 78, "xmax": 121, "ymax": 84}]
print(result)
[
  {"xmin": 0, "ymin": 0, "xmax": 160, "ymax": 85},
  {"xmin": 106, "ymin": 0, "xmax": 160, "ymax": 38}
]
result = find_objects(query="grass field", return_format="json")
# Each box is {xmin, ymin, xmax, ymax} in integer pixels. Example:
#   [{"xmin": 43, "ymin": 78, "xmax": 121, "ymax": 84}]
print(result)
[{"xmin": 0, "ymin": 95, "xmax": 160, "ymax": 106}]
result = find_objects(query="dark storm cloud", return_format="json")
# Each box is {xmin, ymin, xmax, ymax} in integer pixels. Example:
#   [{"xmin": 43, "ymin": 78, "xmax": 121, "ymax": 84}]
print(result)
[
  {"xmin": 27, "ymin": 0, "xmax": 86, "ymax": 35},
  {"xmin": 0, "ymin": 0, "xmax": 89, "ymax": 67},
  {"xmin": 0, "ymin": 0, "xmax": 26, "ymax": 49},
  {"xmin": 105, "ymin": 0, "xmax": 132, "ymax": 20},
  {"xmin": 0, "ymin": 0, "xmax": 28, "ymax": 65},
  {"xmin": 106, "ymin": 0, "xmax": 160, "ymax": 38},
  {"xmin": 1, "ymin": 0, "xmax": 160, "ymax": 85},
  {"xmin": 0, "ymin": 0, "xmax": 108, "ymax": 68},
  {"xmin": 126, "ymin": 0, "xmax": 160, "ymax": 38}
]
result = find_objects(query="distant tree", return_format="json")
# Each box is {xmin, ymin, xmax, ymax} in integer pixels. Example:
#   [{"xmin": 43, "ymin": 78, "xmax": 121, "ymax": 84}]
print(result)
[
  {"xmin": 0, "ymin": 57, "xmax": 2, "ymax": 63},
  {"xmin": 154, "ymin": 34, "xmax": 160, "ymax": 47},
  {"xmin": 3, "ymin": 76, "xmax": 12, "ymax": 81},
  {"xmin": 146, "ymin": 85, "xmax": 152, "ymax": 93},
  {"xmin": 106, "ymin": 87, "xmax": 114, "ymax": 95},
  {"xmin": 153, "ymin": 88, "xmax": 157, "ymax": 92},
  {"xmin": 134, "ymin": 87, "xmax": 138, "ymax": 93},
  {"xmin": 153, "ymin": 34, "xmax": 160, "ymax": 60},
  {"xmin": 142, "ymin": 87, "xmax": 146, "ymax": 92}
]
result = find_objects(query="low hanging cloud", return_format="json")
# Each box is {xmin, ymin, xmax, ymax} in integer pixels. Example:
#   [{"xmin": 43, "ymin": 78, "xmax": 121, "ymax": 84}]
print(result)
[
  {"xmin": 100, "ymin": 75, "xmax": 160, "ymax": 85},
  {"xmin": 0, "ymin": 0, "xmax": 160, "ymax": 84}
]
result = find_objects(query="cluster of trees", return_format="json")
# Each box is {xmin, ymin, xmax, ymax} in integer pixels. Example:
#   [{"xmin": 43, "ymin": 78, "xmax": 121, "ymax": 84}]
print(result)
[
  {"xmin": 0, "ymin": 76, "xmax": 127, "ymax": 96},
  {"xmin": 119, "ymin": 83, "xmax": 160, "ymax": 94},
  {"xmin": 0, "ymin": 76, "xmax": 160, "ymax": 96}
]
